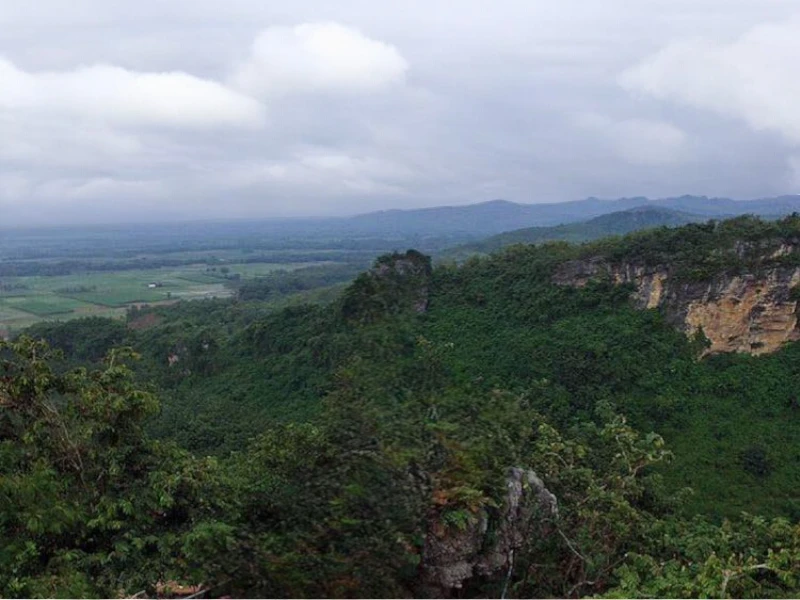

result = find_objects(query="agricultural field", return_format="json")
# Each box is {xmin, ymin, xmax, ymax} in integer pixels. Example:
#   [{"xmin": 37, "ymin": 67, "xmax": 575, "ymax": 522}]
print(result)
[
  {"xmin": 0, "ymin": 295, "xmax": 93, "ymax": 316},
  {"xmin": 0, "ymin": 304, "xmax": 41, "ymax": 335},
  {"xmin": 0, "ymin": 260, "xmax": 337, "ymax": 337}
]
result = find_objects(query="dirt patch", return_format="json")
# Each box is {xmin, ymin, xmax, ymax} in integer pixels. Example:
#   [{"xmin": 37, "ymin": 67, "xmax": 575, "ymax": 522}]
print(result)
[{"xmin": 127, "ymin": 312, "xmax": 164, "ymax": 331}]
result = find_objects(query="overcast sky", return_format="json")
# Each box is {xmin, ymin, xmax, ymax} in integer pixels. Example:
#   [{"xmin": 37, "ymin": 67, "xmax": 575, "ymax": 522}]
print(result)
[{"xmin": 1, "ymin": 0, "xmax": 799, "ymax": 224}]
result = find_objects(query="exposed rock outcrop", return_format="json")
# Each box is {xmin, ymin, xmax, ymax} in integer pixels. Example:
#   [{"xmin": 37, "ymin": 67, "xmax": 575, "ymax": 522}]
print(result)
[
  {"xmin": 419, "ymin": 468, "xmax": 557, "ymax": 597},
  {"xmin": 554, "ymin": 257, "xmax": 800, "ymax": 355},
  {"xmin": 342, "ymin": 250, "xmax": 433, "ymax": 322},
  {"xmin": 371, "ymin": 251, "xmax": 432, "ymax": 313}
]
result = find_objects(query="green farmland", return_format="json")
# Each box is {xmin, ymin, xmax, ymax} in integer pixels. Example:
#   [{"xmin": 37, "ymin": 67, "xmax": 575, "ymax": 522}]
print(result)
[
  {"xmin": 0, "ymin": 261, "xmax": 336, "ymax": 337},
  {"xmin": 0, "ymin": 295, "xmax": 90, "ymax": 316}
]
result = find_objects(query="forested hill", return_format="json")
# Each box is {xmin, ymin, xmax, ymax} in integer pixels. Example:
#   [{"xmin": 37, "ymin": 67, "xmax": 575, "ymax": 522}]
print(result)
[
  {"xmin": 447, "ymin": 205, "xmax": 699, "ymax": 256},
  {"xmin": 5, "ymin": 215, "xmax": 800, "ymax": 597}
]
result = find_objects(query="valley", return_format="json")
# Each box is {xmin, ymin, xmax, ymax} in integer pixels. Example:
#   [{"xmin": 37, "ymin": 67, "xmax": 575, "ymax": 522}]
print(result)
[
  {"xmin": 5, "ymin": 200, "xmax": 800, "ymax": 597},
  {"xmin": 3, "ymin": 195, "xmax": 798, "ymax": 336}
]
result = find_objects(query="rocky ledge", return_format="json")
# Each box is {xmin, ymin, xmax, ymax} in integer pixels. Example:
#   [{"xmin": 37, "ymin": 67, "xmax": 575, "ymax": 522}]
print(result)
[{"xmin": 554, "ymin": 257, "xmax": 800, "ymax": 355}]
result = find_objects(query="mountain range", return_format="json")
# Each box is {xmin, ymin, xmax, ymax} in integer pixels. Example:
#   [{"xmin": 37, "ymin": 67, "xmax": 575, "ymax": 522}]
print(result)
[{"xmin": 343, "ymin": 194, "xmax": 800, "ymax": 236}]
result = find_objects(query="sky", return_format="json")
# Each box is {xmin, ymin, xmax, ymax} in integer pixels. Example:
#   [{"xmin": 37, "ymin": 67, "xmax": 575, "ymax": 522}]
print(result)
[{"xmin": 1, "ymin": 0, "xmax": 799, "ymax": 224}]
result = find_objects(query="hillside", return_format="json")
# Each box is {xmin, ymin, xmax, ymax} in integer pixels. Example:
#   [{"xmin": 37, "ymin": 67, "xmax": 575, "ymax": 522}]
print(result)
[
  {"xmin": 447, "ymin": 205, "xmax": 699, "ymax": 256},
  {"xmin": 7, "ymin": 215, "xmax": 800, "ymax": 597},
  {"xmin": 122, "ymin": 215, "xmax": 800, "ymax": 517},
  {"xmin": 26, "ymin": 215, "xmax": 800, "ymax": 511}
]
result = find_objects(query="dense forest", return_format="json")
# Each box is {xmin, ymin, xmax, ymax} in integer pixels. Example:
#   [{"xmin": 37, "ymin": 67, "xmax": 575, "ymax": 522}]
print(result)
[{"xmin": 4, "ymin": 216, "xmax": 800, "ymax": 597}]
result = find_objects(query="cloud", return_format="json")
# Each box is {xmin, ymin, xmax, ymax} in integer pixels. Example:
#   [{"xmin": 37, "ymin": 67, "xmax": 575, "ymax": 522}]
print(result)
[
  {"xmin": 0, "ymin": 115, "xmax": 143, "ymax": 167},
  {"xmin": 3, "ymin": 3, "xmax": 800, "ymax": 224},
  {"xmin": 0, "ymin": 172, "xmax": 30, "ymax": 204},
  {"xmin": 789, "ymin": 156, "xmax": 800, "ymax": 188},
  {"xmin": 226, "ymin": 148, "xmax": 414, "ymax": 197},
  {"xmin": 620, "ymin": 18, "xmax": 800, "ymax": 144},
  {"xmin": 575, "ymin": 114, "xmax": 688, "ymax": 165},
  {"xmin": 230, "ymin": 22, "xmax": 409, "ymax": 98},
  {"xmin": 62, "ymin": 176, "xmax": 166, "ymax": 200},
  {"xmin": 0, "ymin": 57, "xmax": 265, "ymax": 129}
]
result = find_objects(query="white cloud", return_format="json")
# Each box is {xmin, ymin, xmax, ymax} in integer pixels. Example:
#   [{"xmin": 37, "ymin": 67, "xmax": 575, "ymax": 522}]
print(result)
[
  {"xmin": 620, "ymin": 18, "xmax": 800, "ymax": 144},
  {"xmin": 575, "ymin": 114, "xmax": 688, "ymax": 165},
  {"xmin": 230, "ymin": 22, "xmax": 409, "ymax": 98},
  {"xmin": 0, "ymin": 57, "xmax": 265, "ymax": 129}
]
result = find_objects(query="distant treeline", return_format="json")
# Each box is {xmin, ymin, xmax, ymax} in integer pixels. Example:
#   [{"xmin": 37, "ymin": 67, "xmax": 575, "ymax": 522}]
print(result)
[
  {"xmin": 0, "ymin": 280, "xmax": 29, "ymax": 292},
  {"xmin": 1, "ymin": 231, "xmax": 472, "ymax": 262}
]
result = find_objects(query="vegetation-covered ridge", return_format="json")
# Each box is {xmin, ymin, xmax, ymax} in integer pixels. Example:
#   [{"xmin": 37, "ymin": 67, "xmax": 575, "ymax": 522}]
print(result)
[
  {"xmin": 447, "ymin": 205, "xmax": 701, "ymax": 257},
  {"xmin": 5, "ymin": 218, "xmax": 800, "ymax": 597},
  {"xmin": 570, "ymin": 213, "xmax": 800, "ymax": 278}
]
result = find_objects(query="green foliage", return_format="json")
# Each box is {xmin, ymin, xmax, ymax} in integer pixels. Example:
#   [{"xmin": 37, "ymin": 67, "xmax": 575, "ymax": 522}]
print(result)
[
  {"xmin": 605, "ymin": 515, "xmax": 800, "ymax": 599},
  {"xmin": 583, "ymin": 213, "xmax": 800, "ymax": 281},
  {"xmin": 23, "ymin": 317, "xmax": 130, "ymax": 363},
  {"xmin": 234, "ymin": 262, "xmax": 363, "ymax": 301},
  {"xmin": 342, "ymin": 250, "xmax": 432, "ymax": 324},
  {"xmin": 739, "ymin": 444, "xmax": 773, "ymax": 478},
  {"xmin": 0, "ymin": 337, "xmax": 228, "ymax": 598}
]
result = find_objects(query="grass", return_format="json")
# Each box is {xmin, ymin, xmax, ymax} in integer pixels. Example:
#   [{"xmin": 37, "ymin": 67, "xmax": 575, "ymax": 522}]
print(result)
[
  {"xmin": 61, "ymin": 283, "xmax": 173, "ymax": 307},
  {"xmin": 176, "ymin": 273, "xmax": 226, "ymax": 284},
  {"xmin": 0, "ymin": 305, "xmax": 40, "ymax": 336},
  {"xmin": 0, "ymin": 295, "xmax": 93, "ymax": 316},
  {"xmin": 23, "ymin": 269, "xmax": 233, "ymax": 307}
]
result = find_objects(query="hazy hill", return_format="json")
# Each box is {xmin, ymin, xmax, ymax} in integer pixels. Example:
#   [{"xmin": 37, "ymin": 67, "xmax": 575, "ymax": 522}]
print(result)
[
  {"xmin": 4, "ymin": 196, "xmax": 800, "ymax": 258},
  {"xmin": 341, "ymin": 194, "xmax": 800, "ymax": 236},
  {"xmin": 446, "ymin": 205, "xmax": 700, "ymax": 256}
]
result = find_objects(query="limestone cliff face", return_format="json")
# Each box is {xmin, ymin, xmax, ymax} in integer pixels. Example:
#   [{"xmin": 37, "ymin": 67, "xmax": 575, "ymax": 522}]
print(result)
[
  {"xmin": 418, "ymin": 468, "xmax": 557, "ymax": 597},
  {"xmin": 553, "ymin": 258, "xmax": 800, "ymax": 356}
]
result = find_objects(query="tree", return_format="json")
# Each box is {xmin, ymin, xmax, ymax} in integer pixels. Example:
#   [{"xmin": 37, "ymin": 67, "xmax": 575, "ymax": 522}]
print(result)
[{"xmin": 0, "ymin": 337, "xmax": 228, "ymax": 598}]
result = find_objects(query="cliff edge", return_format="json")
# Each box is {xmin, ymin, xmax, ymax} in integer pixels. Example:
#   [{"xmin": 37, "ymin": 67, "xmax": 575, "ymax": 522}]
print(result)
[{"xmin": 553, "ymin": 224, "xmax": 800, "ymax": 355}]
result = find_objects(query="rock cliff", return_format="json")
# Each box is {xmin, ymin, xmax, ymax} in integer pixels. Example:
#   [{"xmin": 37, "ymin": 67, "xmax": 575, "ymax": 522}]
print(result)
[
  {"xmin": 553, "ymin": 256, "xmax": 800, "ymax": 355},
  {"xmin": 418, "ymin": 468, "xmax": 557, "ymax": 597},
  {"xmin": 341, "ymin": 250, "xmax": 432, "ymax": 323}
]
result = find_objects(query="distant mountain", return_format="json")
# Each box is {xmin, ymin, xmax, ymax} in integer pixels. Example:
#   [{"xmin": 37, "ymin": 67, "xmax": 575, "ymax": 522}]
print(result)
[
  {"xmin": 443, "ymin": 206, "xmax": 701, "ymax": 258},
  {"xmin": 341, "ymin": 195, "xmax": 800, "ymax": 237},
  {"xmin": 5, "ymin": 195, "xmax": 800, "ymax": 247},
  {"xmin": 344, "ymin": 197, "xmax": 633, "ymax": 236}
]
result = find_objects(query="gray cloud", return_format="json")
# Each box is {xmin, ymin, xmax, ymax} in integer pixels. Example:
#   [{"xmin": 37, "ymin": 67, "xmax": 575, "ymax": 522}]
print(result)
[
  {"xmin": 573, "ymin": 114, "xmax": 688, "ymax": 166},
  {"xmin": 1, "ymin": 0, "xmax": 799, "ymax": 225},
  {"xmin": 620, "ymin": 17, "xmax": 800, "ymax": 144}
]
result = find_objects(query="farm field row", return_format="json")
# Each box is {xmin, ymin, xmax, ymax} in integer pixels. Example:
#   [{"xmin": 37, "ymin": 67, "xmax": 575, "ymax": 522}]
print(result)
[{"xmin": 0, "ymin": 261, "xmax": 335, "ymax": 337}]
